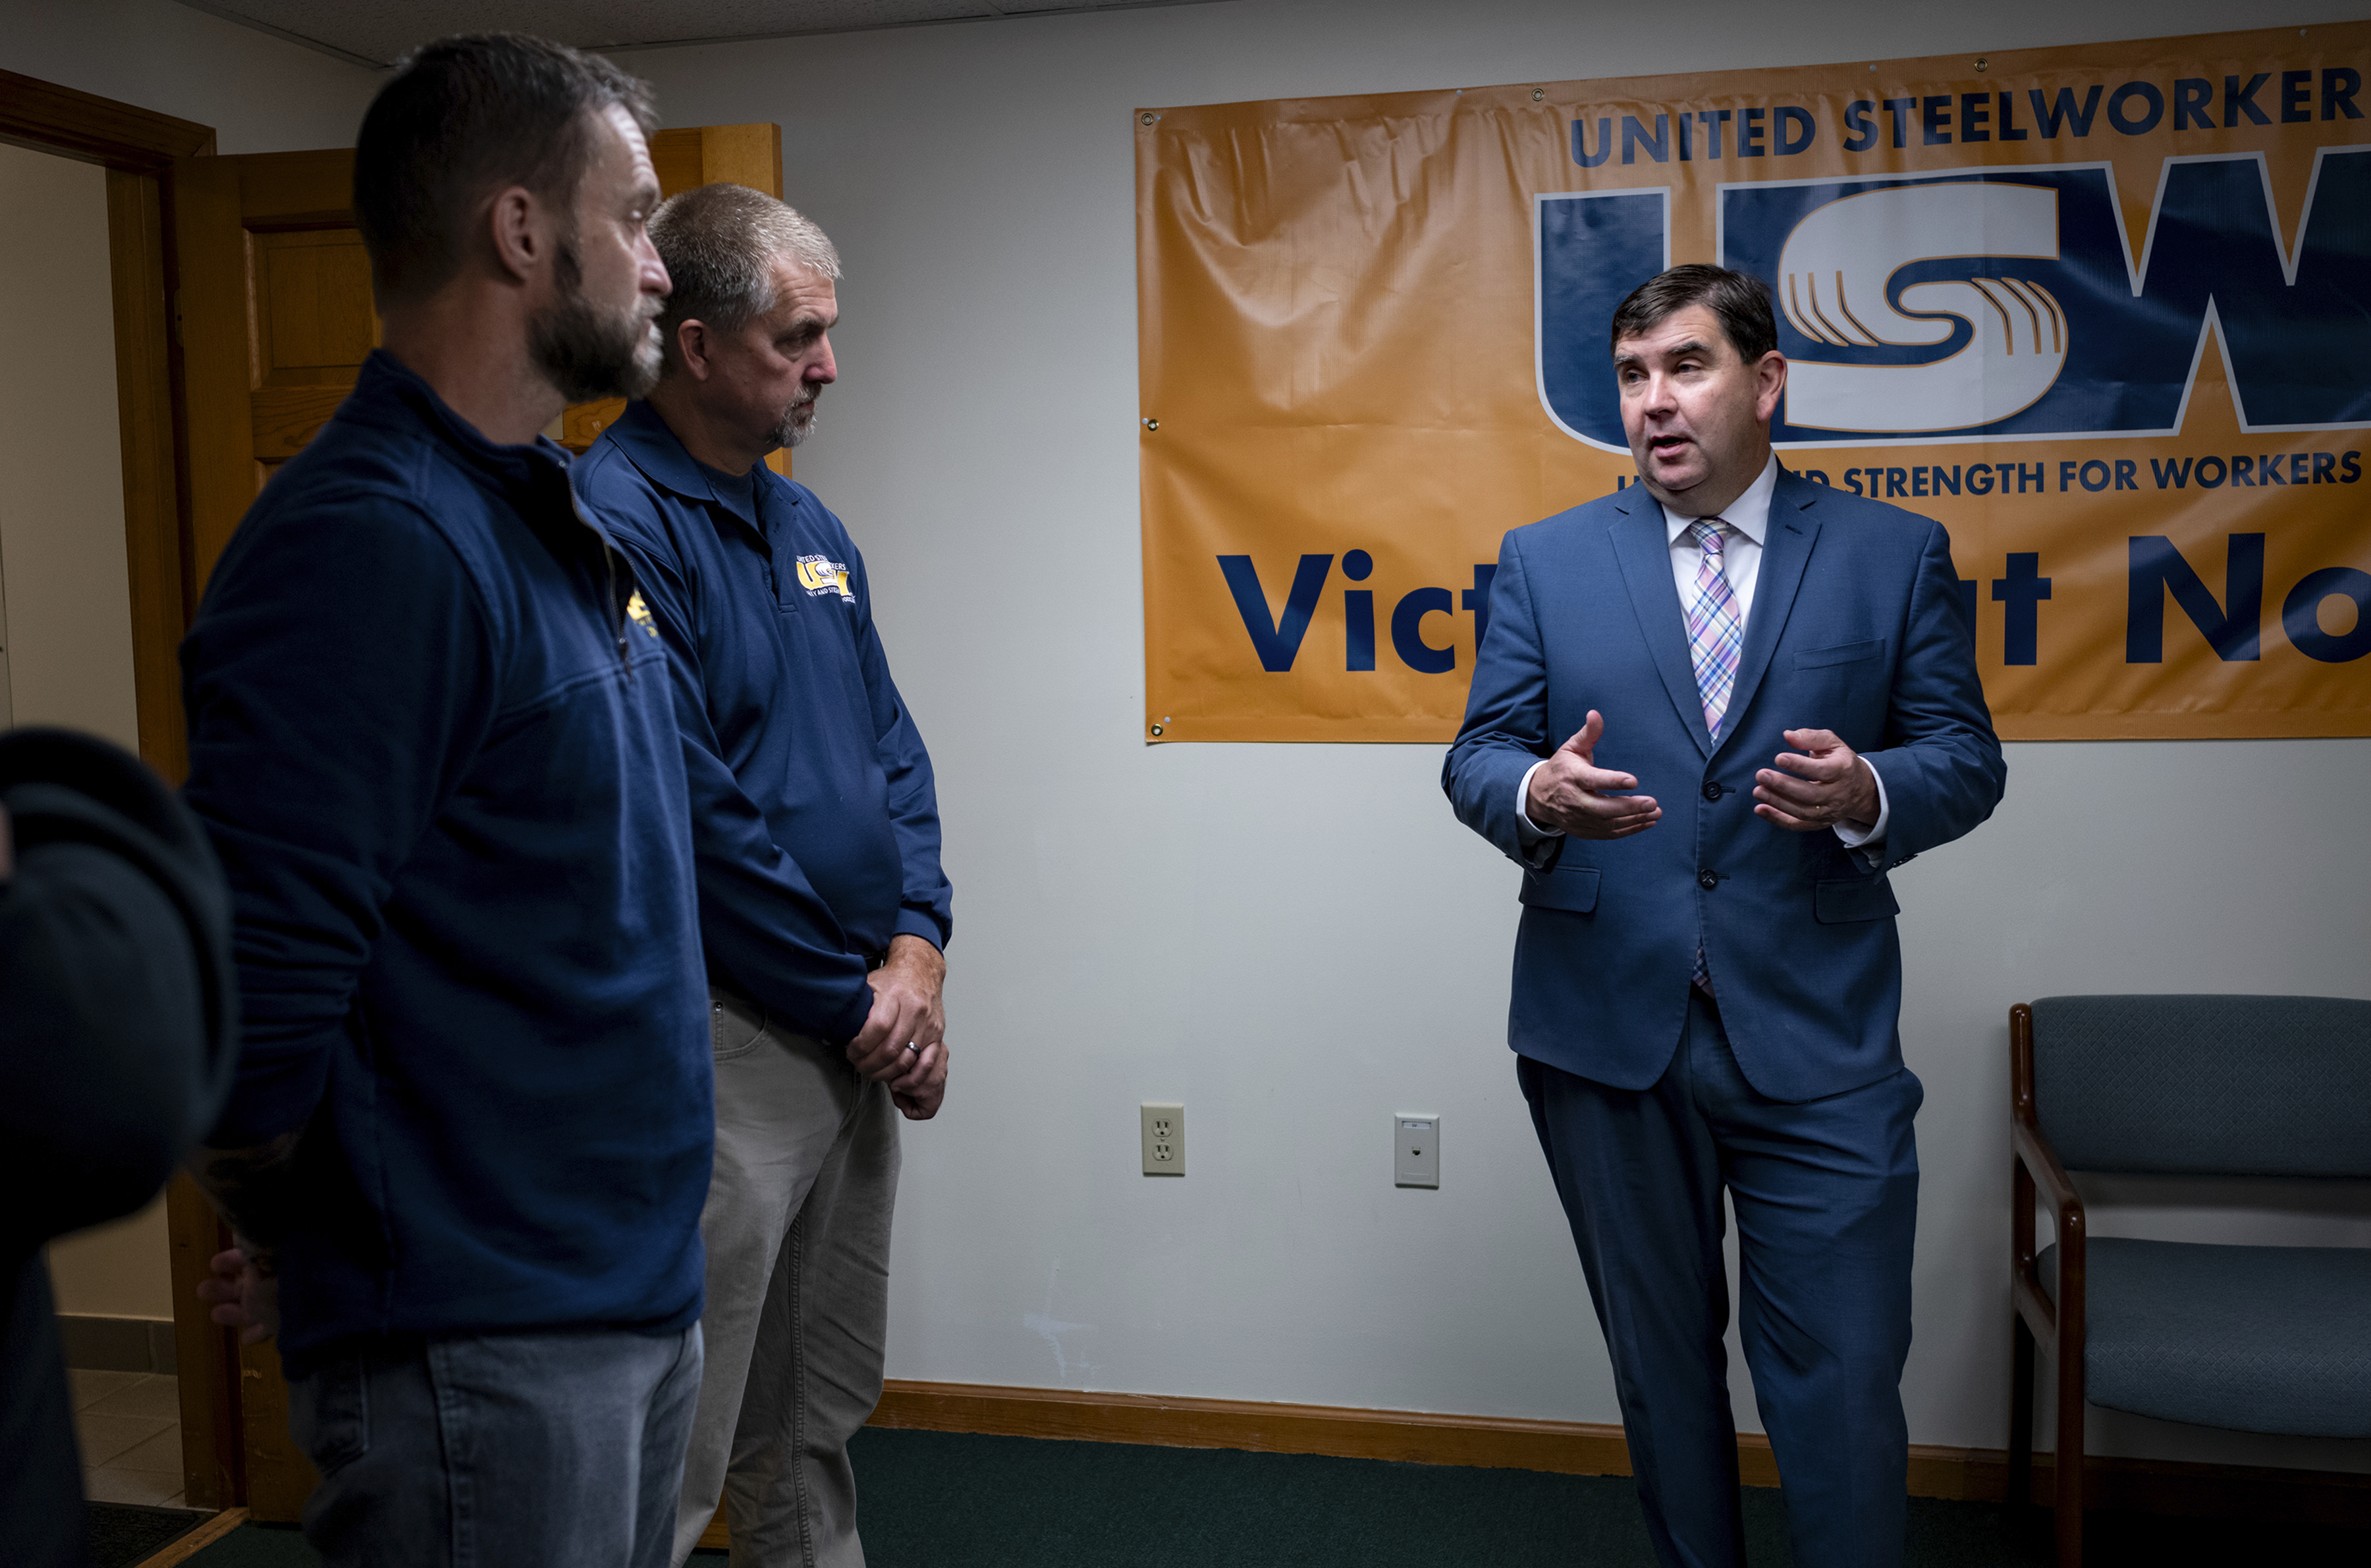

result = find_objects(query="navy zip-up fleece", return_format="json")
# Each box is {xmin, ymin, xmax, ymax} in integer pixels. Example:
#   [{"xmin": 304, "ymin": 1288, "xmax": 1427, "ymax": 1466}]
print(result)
[
  {"xmin": 181, "ymin": 352, "xmax": 711, "ymax": 1375},
  {"xmin": 574, "ymin": 401, "xmax": 950, "ymax": 1042}
]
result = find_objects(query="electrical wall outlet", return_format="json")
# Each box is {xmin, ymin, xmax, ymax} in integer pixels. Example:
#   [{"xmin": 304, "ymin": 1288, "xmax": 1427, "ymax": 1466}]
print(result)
[
  {"xmin": 1395, "ymin": 1115, "xmax": 1439, "ymax": 1188},
  {"xmin": 1141, "ymin": 1102, "xmax": 1184, "ymax": 1176}
]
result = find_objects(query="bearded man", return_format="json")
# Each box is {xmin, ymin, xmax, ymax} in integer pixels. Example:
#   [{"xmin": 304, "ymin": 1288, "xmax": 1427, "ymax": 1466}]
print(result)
[
  {"xmin": 180, "ymin": 35, "xmax": 715, "ymax": 1567},
  {"xmin": 572, "ymin": 182, "xmax": 952, "ymax": 1568}
]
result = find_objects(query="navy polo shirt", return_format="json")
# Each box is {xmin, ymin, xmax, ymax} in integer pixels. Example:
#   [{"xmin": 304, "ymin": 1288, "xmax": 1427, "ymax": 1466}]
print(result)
[{"xmin": 574, "ymin": 400, "xmax": 951, "ymax": 1043}]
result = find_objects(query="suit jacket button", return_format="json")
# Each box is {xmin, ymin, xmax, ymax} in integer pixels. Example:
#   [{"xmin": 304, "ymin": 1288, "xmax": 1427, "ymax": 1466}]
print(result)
[
  {"xmin": 1702, "ymin": 780, "xmax": 1724, "ymax": 800},
  {"xmin": 1698, "ymin": 869, "xmax": 1718, "ymax": 890}
]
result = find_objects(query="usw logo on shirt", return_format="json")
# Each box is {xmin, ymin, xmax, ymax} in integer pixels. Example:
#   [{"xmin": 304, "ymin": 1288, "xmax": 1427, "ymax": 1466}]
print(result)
[{"xmin": 795, "ymin": 555, "xmax": 854, "ymax": 602}]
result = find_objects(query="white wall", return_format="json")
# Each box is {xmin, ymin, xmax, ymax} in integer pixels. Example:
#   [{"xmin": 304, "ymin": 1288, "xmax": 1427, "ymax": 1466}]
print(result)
[
  {"xmin": 615, "ymin": 0, "xmax": 2371, "ymax": 1474},
  {"xmin": 0, "ymin": 0, "xmax": 378, "ymax": 154},
  {"xmin": 0, "ymin": 144, "xmax": 137, "ymax": 749},
  {"xmin": 0, "ymin": 140, "xmax": 177, "ymax": 1321}
]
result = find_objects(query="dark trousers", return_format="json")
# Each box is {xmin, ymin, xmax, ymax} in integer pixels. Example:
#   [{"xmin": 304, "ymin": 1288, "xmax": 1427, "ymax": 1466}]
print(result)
[
  {"xmin": 1, "ymin": 1257, "xmax": 82, "ymax": 1568},
  {"xmin": 1519, "ymin": 988, "xmax": 1922, "ymax": 1568}
]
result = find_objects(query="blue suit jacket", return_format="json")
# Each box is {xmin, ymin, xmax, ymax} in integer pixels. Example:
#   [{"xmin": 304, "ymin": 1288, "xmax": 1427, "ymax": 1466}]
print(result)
[{"xmin": 1443, "ymin": 470, "xmax": 2005, "ymax": 1103}]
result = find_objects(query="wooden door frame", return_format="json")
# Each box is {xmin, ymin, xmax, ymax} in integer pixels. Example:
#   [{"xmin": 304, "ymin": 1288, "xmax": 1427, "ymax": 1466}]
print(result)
[
  {"xmin": 1, "ymin": 68, "xmax": 210, "ymax": 781},
  {"xmin": 0, "ymin": 68, "xmax": 246, "ymax": 1513}
]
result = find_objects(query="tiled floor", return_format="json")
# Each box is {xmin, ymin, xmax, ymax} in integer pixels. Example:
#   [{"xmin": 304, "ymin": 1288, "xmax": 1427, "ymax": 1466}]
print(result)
[{"xmin": 70, "ymin": 1369, "xmax": 186, "ymax": 1507}]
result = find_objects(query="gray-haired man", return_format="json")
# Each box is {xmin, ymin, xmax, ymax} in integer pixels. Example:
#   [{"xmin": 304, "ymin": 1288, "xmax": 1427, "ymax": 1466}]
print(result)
[{"xmin": 572, "ymin": 183, "xmax": 951, "ymax": 1568}]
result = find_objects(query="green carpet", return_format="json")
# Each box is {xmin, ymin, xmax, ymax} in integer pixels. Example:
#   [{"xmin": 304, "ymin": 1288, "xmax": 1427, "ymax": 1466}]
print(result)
[{"xmin": 171, "ymin": 1427, "xmax": 2367, "ymax": 1566}]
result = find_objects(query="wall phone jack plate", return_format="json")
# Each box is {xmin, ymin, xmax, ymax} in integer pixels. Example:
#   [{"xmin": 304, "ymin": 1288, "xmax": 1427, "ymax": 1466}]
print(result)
[{"xmin": 1396, "ymin": 1115, "xmax": 1439, "ymax": 1187}]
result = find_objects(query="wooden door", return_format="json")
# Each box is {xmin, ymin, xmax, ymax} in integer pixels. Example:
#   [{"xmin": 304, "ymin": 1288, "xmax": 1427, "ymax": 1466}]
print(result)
[{"xmin": 169, "ymin": 122, "xmax": 784, "ymax": 1527}]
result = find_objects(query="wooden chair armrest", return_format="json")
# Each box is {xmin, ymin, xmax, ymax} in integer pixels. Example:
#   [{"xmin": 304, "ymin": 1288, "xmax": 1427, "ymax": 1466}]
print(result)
[
  {"xmin": 2011, "ymin": 1118, "xmax": 2083, "ymax": 1233},
  {"xmin": 2011, "ymin": 1116, "xmax": 2087, "ymax": 1347},
  {"xmin": 2005, "ymin": 1000, "xmax": 2089, "ymax": 1553}
]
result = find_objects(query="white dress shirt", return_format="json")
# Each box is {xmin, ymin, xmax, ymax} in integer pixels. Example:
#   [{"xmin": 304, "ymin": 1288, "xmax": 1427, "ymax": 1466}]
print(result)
[{"xmin": 1515, "ymin": 456, "xmax": 1890, "ymax": 848}]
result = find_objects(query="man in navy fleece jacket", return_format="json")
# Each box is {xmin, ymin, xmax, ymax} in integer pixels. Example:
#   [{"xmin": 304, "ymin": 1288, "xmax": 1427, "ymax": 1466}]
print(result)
[{"xmin": 180, "ymin": 37, "xmax": 711, "ymax": 1568}]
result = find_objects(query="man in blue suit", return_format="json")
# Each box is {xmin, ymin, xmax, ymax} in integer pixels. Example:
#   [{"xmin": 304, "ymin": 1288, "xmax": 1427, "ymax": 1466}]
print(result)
[{"xmin": 1444, "ymin": 265, "xmax": 2005, "ymax": 1568}]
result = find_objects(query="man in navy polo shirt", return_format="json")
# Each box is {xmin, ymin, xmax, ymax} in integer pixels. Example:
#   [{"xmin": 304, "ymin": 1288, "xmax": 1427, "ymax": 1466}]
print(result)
[
  {"xmin": 182, "ymin": 36, "xmax": 710, "ymax": 1567},
  {"xmin": 574, "ymin": 182, "xmax": 952, "ymax": 1568}
]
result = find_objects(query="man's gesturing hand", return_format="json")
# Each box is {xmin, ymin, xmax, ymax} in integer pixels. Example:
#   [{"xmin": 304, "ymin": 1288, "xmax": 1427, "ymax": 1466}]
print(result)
[
  {"xmin": 847, "ymin": 934, "xmax": 948, "ymax": 1102},
  {"xmin": 1753, "ymin": 728, "xmax": 1878, "ymax": 832},
  {"xmin": 1525, "ymin": 710, "xmax": 1662, "ymax": 840}
]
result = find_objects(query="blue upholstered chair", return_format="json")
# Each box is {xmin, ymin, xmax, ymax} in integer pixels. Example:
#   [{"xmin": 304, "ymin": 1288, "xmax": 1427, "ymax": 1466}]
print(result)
[{"xmin": 2008, "ymin": 994, "xmax": 2371, "ymax": 1567}]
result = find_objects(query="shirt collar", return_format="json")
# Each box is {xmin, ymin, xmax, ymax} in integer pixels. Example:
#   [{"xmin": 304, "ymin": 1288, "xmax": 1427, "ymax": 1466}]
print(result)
[
  {"xmin": 606, "ymin": 398, "xmax": 720, "ymax": 504},
  {"xmin": 693, "ymin": 458, "xmax": 760, "ymax": 528},
  {"xmin": 345, "ymin": 349, "xmax": 575, "ymax": 493},
  {"xmin": 1658, "ymin": 453, "xmax": 1780, "ymax": 547},
  {"xmin": 607, "ymin": 398, "xmax": 804, "ymax": 535}
]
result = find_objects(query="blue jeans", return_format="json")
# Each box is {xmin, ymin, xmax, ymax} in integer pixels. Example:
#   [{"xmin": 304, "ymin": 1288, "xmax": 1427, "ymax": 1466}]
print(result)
[
  {"xmin": 1521, "ymin": 987, "xmax": 1922, "ymax": 1568},
  {"xmin": 288, "ymin": 1324, "xmax": 703, "ymax": 1568}
]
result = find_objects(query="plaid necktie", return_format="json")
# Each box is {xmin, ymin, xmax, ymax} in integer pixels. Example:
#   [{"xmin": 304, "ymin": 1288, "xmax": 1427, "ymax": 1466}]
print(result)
[
  {"xmin": 1685, "ymin": 518, "xmax": 1742, "ymax": 994},
  {"xmin": 1684, "ymin": 519, "xmax": 1743, "ymax": 740}
]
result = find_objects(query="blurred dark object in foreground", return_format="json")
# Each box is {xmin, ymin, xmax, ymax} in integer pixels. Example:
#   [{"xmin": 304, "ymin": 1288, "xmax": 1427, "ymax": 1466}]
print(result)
[{"xmin": 1, "ymin": 728, "xmax": 236, "ymax": 1568}]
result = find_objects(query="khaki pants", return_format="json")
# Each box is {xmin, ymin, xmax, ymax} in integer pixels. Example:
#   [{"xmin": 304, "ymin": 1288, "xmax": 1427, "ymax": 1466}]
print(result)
[{"xmin": 670, "ymin": 990, "xmax": 900, "ymax": 1568}]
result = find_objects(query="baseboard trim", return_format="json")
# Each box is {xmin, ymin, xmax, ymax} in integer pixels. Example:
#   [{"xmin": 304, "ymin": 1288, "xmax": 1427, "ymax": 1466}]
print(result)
[
  {"xmin": 873, "ymin": 1380, "xmax": 1643, "ymax": 1478},
  {"xmin": 866, "ymin": 1380, "xmax": 2371, "ymax": 1526},
  {"xmin": 56, "ymin": 1312, "xmax": 178, "ymax": 1374}
]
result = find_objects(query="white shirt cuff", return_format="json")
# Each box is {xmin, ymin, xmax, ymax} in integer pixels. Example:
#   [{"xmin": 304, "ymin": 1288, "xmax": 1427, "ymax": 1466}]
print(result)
[
  {"xmin": 1515, "ymin": 759, "xmax": 1561, "ymax": 844},
  {"xmin": 1832, "ymin": 757, "xmax": 1889, "ymax": 848}
]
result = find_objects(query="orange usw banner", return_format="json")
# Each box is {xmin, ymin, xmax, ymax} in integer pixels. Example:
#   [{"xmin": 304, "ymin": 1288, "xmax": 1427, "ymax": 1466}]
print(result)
[{"xmin": 1136, "ymin": 22, "xmax": 2371, "ymax": 742}]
